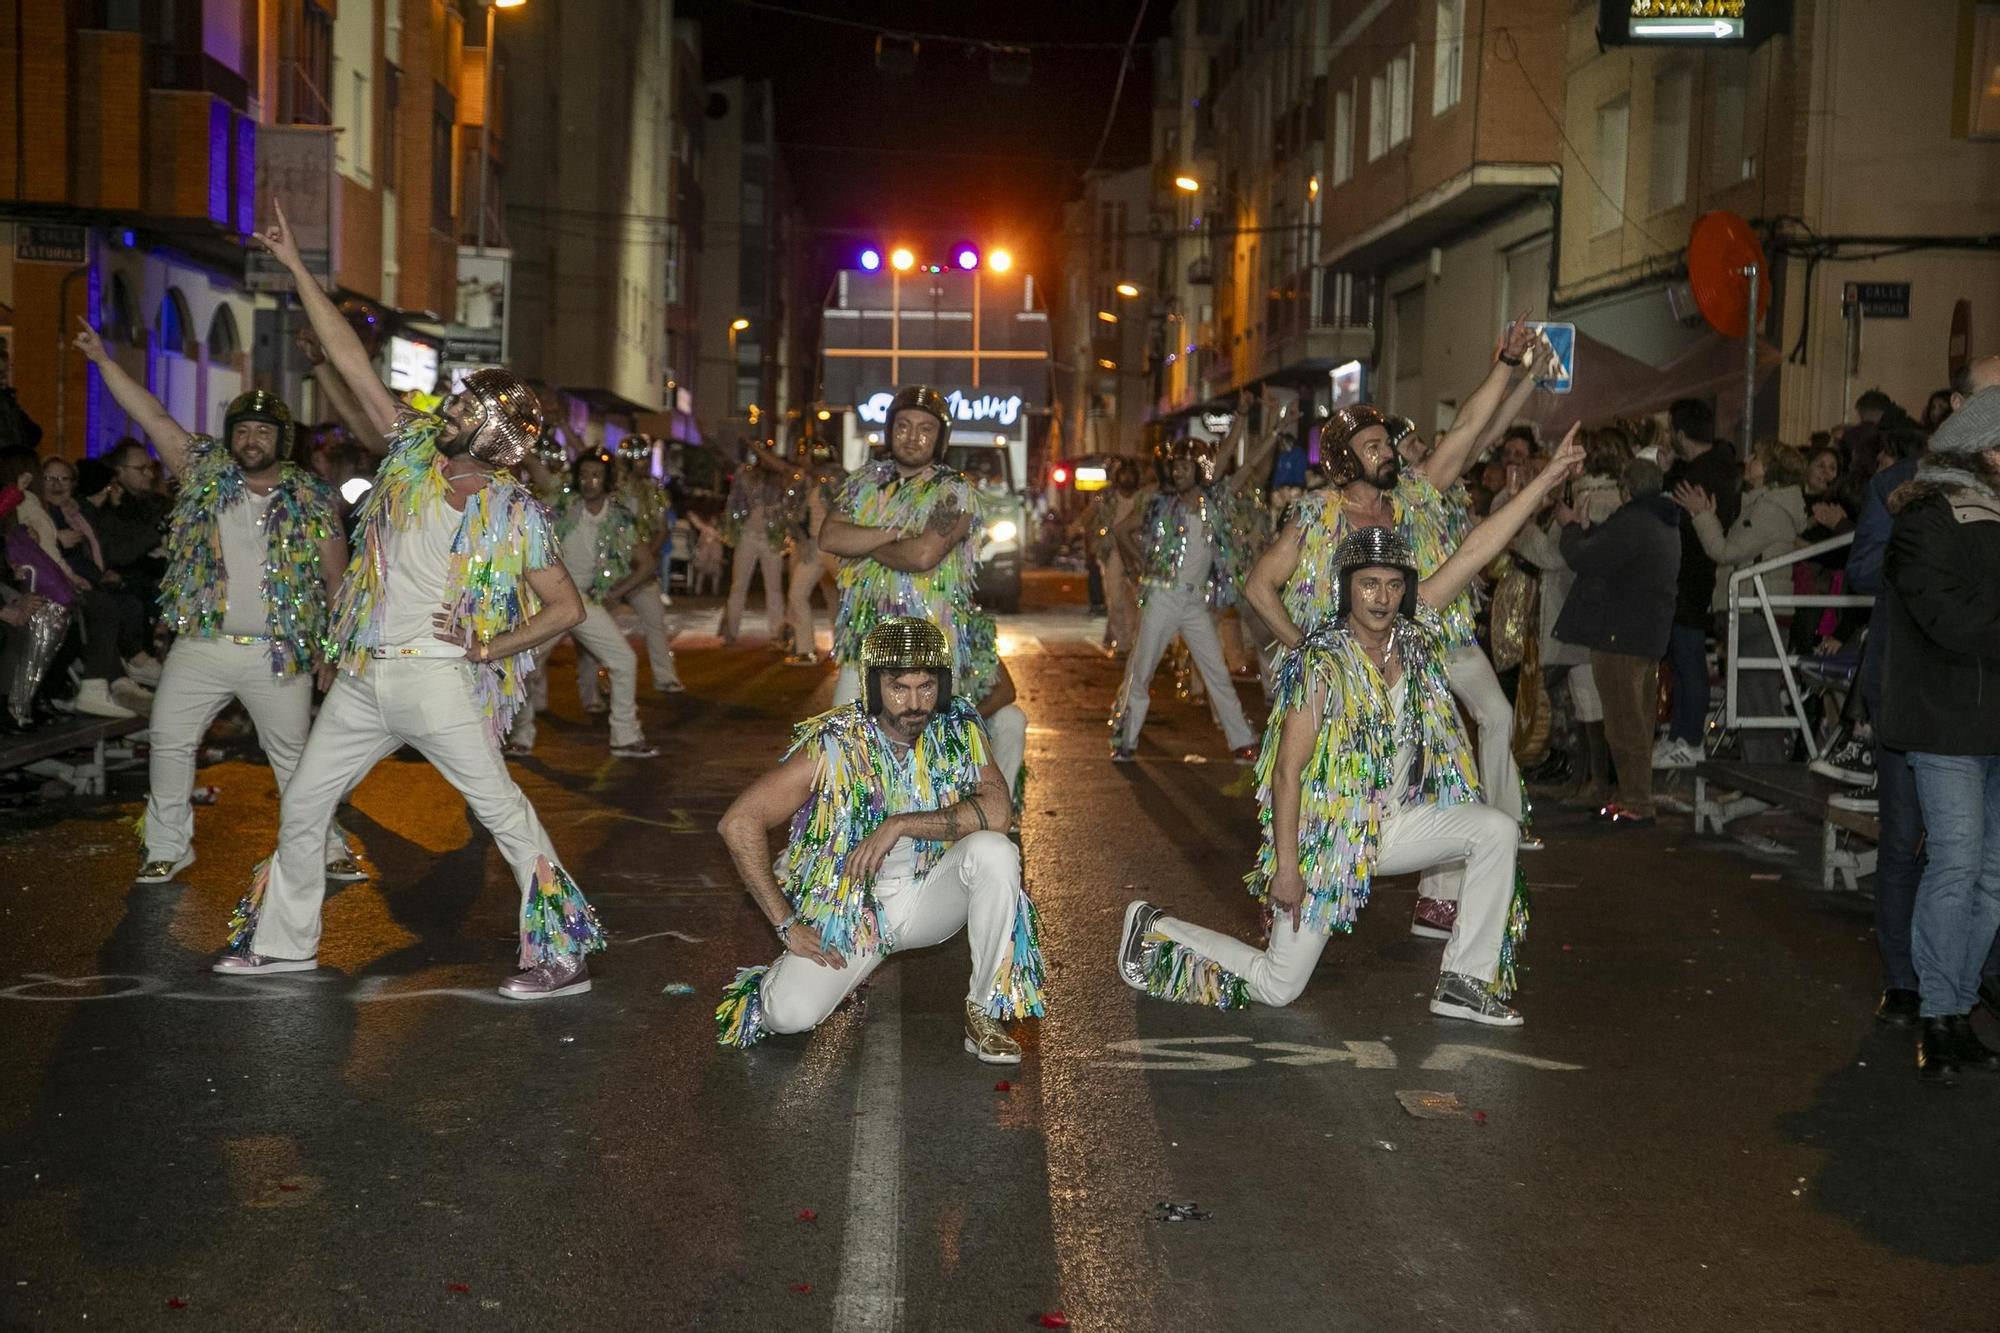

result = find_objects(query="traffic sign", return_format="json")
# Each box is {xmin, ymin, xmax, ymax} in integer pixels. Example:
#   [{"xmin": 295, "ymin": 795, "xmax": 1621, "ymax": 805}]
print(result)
[
  {"xmin": 16, "ymin": 223, "xmax": 86, "ymax": 265},
  {"xmin": 1528, "ymin": 322, "xmax": 1576, "ymax": 394},
  {"xmin": 1598, "ymin": 0, "xmax": 1789, "ymax": 47}
]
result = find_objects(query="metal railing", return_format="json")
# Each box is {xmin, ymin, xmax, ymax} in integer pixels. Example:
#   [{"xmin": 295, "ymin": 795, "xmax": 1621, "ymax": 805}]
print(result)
[{"xmin": 1722, "ymin": 531, "xmax": 1871, "ymax": 762}]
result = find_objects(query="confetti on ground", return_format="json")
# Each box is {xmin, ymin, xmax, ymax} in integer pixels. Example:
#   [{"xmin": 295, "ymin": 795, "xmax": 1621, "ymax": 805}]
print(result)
[
  {"xmin": 1395, "ymin": 1089, "xmax": 1470, "ymax": 1120},
  {"xmin": 1474, "ymin": 1110, "xmax": 1489, "ymax": 1125},
  {"xmin": 994, "ymin": 1080, "xmax": 1013, "ymax": 1093},
  {"xmin": 558, "ymin": 1036, "xmax": 576, "ymax": 1044},
  {"xmin": 1038, "ymin": 1313, "xmax": 1072, "ymax": 1329},
  {"xmin": 790, "ymin": 1282, "xmax": 814, "ymax": 1295},
  {"xmin": 1181, "ymin": 753, "xmax": 1208, "ymax": 764},
  {"xmin": 166, "ymin": 1298, "xmax": 188, "ymax": 1310},
  {"xmin": 1377, "ymin": 1140, "xmax": 1398, "ymax": 1152},
  {"xmin": 796, "ymin": 1208, "xmax": 817, "ymax": 1223},
  {"xmin": 445, "ymin": 1283, "xmax": 471, "ymax": 1294},
  {"xmin": 660, "ymin": 982, "xmax": 696, "ymax": 996},
  {"xmin": 1153, "ymin": 1201, "xmax": 1212, "ymax": 1223}
]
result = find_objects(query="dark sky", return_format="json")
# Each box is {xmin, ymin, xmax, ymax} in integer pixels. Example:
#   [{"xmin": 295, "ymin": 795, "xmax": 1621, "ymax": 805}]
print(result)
[{"xmin": 684, "ymin": 0, "xmax": 1177, "ymax": 276}]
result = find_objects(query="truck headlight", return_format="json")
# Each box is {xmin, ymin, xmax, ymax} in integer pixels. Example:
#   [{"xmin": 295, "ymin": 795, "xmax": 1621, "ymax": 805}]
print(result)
[{"xmin": 986, "ymin": 519, "xmax": 1018, "ymax": 544}]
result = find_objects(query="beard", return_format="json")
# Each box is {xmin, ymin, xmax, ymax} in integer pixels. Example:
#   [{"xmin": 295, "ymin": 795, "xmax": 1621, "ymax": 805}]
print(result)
[
  {"xmin": 437, "ymin": 427, "xmax": 474, "ymax": 459},
  {"xmin": 1370, "ymin": 458, "xmax": 1402, "ymax": 489}
]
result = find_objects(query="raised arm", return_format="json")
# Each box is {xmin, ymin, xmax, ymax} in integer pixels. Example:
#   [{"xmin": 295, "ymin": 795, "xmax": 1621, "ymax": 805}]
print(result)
[
  {"xmin": 716, "ymin": 753, "xmax": 844, "ymax": 966},
  {"xmin": 1419, "ymin": 321, "xmax": 1541, "ymax": 490},
  {"xmin": 72, "ymin": 321, "xmax": 192, "ymax": 476},
  {"xmin": 255, "ymin": 199, "xmax": 400, "ymax": 435},
  {"xmin": 1227, "ymin": 405, "xmax": 1287, "ymax": 497},
  {"xmin": 1246, "ymin": 515, "xmax": 1309, "ymax": 649},
  {"xmin": 1474, "ymin": 363, "xmax": 1543, "ymax": 456},
  {"xmin": 1421, "ymin": 427, "xmax": 1582, "ymax": 610}
]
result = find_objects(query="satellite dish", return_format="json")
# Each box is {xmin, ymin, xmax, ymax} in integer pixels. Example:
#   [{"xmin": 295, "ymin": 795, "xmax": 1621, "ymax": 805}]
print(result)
[{"xmin": 1687, "ymin": 211, "xmax": 1768, "ymax": 339}]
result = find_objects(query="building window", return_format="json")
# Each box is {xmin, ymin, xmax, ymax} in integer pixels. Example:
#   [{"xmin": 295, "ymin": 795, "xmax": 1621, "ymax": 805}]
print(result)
[
  {"xmin": 1594, "ymin": 96, "xmax": 1629, "ymax": 236},
  {"xmin": 1708, "ymin": 52, "xmax": 1752, "ymax": 186},
  {"xmin": 1367, "ymin": 70, "xmax": 1388, "ymax": 161},
  {"xmin": 1967, "ymin": 2, "xmax": 2000, "ymax": 139},
  {"xmin": 1388, "ymin": 46, "xmax": 1414, "ymax": 147},
  {"xmin": 287, "ymin": 0, "xmax": 334, "ymax": 125},
  {"xmin": 1433, "ymin": 0, "xmax": 1464, "ymax": 115},
  {"xmin": 1333, "ymin": 82, "xmax": 1354, "ymax": 184},
  {"xmin": 205, "ymin": 306, "xmax": 241, "ymax": 360},
  {"xmin": 432, "ymin": 86, "xmax": 456, "ymax": 232},
  {"xmin": 1649, "ymin": 66, "xmax": 1692, "ymax": 212},
  {"xmin": 157, "ymin": 290, "xmax": 193, "ymax": 356}
]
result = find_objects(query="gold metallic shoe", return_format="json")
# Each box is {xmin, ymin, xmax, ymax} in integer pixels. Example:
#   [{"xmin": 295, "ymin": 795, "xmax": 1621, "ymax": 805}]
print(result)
[
  {"xmin": 963, "ymin": 999, "xmax": 1022, "ymax": 1065},
  {"xmin": 325, "ymin": 857, "xmax": 369, "ymax": 883}
]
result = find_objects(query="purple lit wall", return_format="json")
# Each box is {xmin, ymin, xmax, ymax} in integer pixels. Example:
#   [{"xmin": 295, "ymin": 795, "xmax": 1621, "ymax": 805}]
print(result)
[
  {"xmin": 207, "ymin": 102, "xmax": 230, "ymax": 225},
  {"xmin": 234, "ymin": 115, "xmax": 256, "ymax": 236}
]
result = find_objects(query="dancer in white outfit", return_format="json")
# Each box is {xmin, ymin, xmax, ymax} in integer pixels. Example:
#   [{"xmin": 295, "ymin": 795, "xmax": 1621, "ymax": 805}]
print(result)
[
  {"xmin": 213, "ymin": 199, "xmax": 605, "ymax": 1001},
  {"xmin": 73, "ymin": 325, "xmax": 360, "ymax": 886}
]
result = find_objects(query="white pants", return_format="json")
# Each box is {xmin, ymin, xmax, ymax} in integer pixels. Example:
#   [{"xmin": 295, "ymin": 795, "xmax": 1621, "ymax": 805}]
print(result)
[
  {"xmin": 513, "ymin": 603, "xmax": 643, "ymax": 750},
  {"xmin": 1155, "ymin": 800, "xmax": 1519, "ymax": 1006},
  {"xmin": 1447, "ymin": 645, "xmax": 1522, "ymax": 822},
  {"xmin": 1567, "ymin": 661, "xmax": 1603, "ymax": 723},
  {"xmin": 758, "ymin": 832, "xmax": 1022, "ymax": 1034},
  {"xmin": 723, "ymin": 527, "xmax": 785, "ymax": 641},
  {"xmin": 1115, "ymin": 586, "xmax": 1255, "ymax": 751},
  {"xmin": 143, "ymin": 638, "xmax": 345, "ymax": 863},
  {"xmin": 1100, "ymin": 550, "xmax": 1139, "ymax": 653},
  {"xmin": 785, "ymin": 539, "xmax": 839, "ymax": 653},
  {"xmin": 582, "ymin": 582, "xmax": 680, "ymax": 692},
  {"xmin": 985, "ymin": 703, "xmax": 1027, "ymax": 796},
  {"xmin": 249, "ymin": 657, "xmax": 568, "ymax": 961}
]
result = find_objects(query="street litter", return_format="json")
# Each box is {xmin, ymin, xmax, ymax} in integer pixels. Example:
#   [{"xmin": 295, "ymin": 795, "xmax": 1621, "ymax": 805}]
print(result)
[
  {"xmin": 661, "ymin": 982, "xmax": 696, "ymax": 996},
  {"xmin": 1395, "ymin": 1089, "xmax": 1469, "ymax": 1120},
  {"xmin": 1153, "ymin": 1201, "xmax": 1212, "ymax": 1223}
]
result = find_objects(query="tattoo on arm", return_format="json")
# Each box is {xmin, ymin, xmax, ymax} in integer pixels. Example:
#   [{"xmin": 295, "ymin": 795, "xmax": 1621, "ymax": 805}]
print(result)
[{"xmin": 897, "ymin": 785, "xmax": 990, "ymax": 842}]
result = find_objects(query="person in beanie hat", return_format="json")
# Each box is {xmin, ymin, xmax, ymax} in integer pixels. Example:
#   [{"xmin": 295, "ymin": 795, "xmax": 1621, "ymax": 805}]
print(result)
[{"xmin": 1878, "ymin": 386, "xmax": 2000, "ymax": 1082}]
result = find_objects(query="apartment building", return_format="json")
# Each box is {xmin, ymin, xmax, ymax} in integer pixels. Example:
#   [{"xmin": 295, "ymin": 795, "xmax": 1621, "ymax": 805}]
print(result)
[
  {"xmin": 0, "ymin": 0, "xmax": 498, "ymax": 456},
  {"xmin": 1058, "ymin": 164, "xmax": 1154, "ymax": 458}
]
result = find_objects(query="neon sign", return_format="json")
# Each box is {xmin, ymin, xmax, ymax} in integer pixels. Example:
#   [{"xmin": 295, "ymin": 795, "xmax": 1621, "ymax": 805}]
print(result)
[{"xmin": 858, "ymin": 389, "xmax": 1025, "ymax": 428}]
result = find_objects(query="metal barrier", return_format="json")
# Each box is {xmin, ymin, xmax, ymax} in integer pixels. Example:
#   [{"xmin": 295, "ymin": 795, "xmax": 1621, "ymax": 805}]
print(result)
[{"xmin": 1722, "ymin": 531, "xmax": 1871, "ymax": 762}]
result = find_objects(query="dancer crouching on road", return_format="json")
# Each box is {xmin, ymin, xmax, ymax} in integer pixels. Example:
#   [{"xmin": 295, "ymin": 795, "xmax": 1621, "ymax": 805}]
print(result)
[
  {"xmin": 714, "ymin": 617, "xmax": 1045, "ymax": 1062},
  {"xmin": 215, "ymin": 200, "xmax": 606, "ymax": 1000},
  {"xmin": 1120, "ymin": 432, "xmax": 1583, "ymax": 1026}
]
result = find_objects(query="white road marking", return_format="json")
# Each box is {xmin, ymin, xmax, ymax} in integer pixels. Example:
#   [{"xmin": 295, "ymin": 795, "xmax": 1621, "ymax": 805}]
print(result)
[
  {"xmin": 832, "ymin": 968, "xmax": 905, "ymax": 1332},
  {"xmin": 1419, "ymin": 1044, "xmax": 1585, "ymax": 1072}
]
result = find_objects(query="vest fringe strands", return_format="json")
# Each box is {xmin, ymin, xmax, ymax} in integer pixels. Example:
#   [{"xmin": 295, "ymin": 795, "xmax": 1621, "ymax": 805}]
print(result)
[
  {"xmin": 519, "ymin": 856, "xmax": 607, "ymax": 967},
  {"xmin": 1245, "ymin": 608, "xmax": 1480, "ymax": 935},
  {"xmin": 1497, "ymin": 862, "xmax": 1531, "ymax": 1000},
  {"xmin": 1282, "ymin": 476, "xmax": 1478, "ymax": 649},
  {"xmin": 1137, "ymin": 482, "xmax": 1242, "ymax": 610},
  {"xmin": 158, "ymin": 435, "xmax": 338, "ymax": 676},
  {"xmin": 776, "ymin": 697, "xmax": 992, "ymax": 958},
  {"xmin": 714, "ymin": 965, "xmax": 772, "ymax": 1048},
  {"xmin": 723, "ymin": 470, "xmax": 791, "ymax": 548},
  {"xmin": 985, "ymin": 889, "xmax": 1047, "ymax": 1021},
  {"xmin": 556, "ymin": 494, "xmax": 642, "ymax": 602},
  {"xmin": 620, "ymin": 478, "xmax": 670, "ymax": 545},
  {"xmin": 957, "ymin": 608, "xmax": 1000, "ymax": 703},
  {"xmin": 325, "ymin": 413, "xmax": 558, "ymax": 741},
  {"xmin": 831, "ymin": 462, "xmax": 980, "ymax": 670},
  {"xmin": 225, "ymin": 858, "xmax": 272, "ymax": 953},
  {"xmin": 1133, "ymin": 934, "xmax": 1253, "ymax": 1009}
]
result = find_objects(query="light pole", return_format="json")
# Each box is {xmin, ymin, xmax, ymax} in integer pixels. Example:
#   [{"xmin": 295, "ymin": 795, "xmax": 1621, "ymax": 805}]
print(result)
[{"xmin": 476, "ymin": 0, "xmax": 525, "ymax": 255}]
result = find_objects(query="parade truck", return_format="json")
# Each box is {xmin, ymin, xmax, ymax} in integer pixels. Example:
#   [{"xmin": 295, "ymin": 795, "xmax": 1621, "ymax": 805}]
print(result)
[{"xmin": 820, "ymin": 251, "xmax": 1052, "ymax": 613}]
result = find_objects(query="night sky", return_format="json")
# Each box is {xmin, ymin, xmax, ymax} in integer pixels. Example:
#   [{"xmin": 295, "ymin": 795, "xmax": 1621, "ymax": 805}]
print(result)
[{"xmin": 684, "ymin": 0, "xmax": 1177, "ymax": 275}]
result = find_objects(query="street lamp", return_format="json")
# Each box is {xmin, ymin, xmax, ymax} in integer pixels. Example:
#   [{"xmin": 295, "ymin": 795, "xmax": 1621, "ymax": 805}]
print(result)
[
  {"xmin": 890, "ymin": 247, "xmax": 916, "ymax": 272},
  {"xmin": 987, "ymin": 248, "xmax": 1013, "ymax": 273},
  {"xmin": 1115, "ymin": 282, "xmax": 1140, "ymax": 297},
  {"xmin": 476, "ymin": 0, "xmax": 527, "ymax": 255},
  {"xmin": 1173, "ymin": 175, "xmax": 1201, "ymax": 193}
]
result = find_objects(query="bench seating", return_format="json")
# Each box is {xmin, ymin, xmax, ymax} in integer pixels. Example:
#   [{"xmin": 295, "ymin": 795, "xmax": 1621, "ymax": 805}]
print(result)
[
  {"xmin": 1692, "ymin": 759, "xmax": 1879, "ymax": 892},
  {"xmin": 0, "ymin": 716, "xmax": 146, "ymax": 796}
]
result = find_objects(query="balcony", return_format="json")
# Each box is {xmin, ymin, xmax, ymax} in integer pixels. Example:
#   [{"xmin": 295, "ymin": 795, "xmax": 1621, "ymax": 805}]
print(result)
[{"xmin": 1258, "ymin": 266, "xmax": 1375, "ymax": 383}]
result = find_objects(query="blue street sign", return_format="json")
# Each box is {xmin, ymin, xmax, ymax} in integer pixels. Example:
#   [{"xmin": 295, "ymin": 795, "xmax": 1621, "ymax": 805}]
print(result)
[{"xmin": 1528, "ymin": 321, "xmax": 1576, "ymax": 395}]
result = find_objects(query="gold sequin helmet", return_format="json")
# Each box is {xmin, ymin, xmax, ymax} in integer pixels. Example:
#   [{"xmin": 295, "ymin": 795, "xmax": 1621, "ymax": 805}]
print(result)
[
  {"xmin": 222, "ymin": 389, "xmax": 295, "ymax": 453},
  {"xmin": 887, "ymin": 385, "xmax": 952, "ymax": 463},
  {"xmin": 1319, "ymin": 404, "xmax": 1392, "ymax": 486},
  {"xmin": 861, "ymin": 616, "xmax": 953, "ymax": 714},
  {"xmin": 459, "ymin": 368, "xmax": 545, "ymax": 468}
]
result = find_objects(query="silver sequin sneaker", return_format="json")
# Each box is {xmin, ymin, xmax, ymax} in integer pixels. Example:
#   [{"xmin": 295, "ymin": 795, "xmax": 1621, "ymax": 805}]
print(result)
[
  {"xmin": 211, "ymin": 952, "xmax": 318, "ymax": 975},
  {"xmin": 497, "ymin": 956, "xmax": 592, "ymax": 1001},
  {"xmin": 1117, "ymin": 900, "xmax": 1164, "ymax": 992},
  {"xmin": 1429, "ymin": 971, "xmax": 1524, "ymax": 1027}
]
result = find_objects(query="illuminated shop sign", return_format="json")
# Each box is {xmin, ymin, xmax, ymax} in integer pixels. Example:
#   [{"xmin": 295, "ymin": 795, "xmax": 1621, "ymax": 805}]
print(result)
[{"xmin": 857, "ymin": 389, "xmax": 1025, "ymax": 428}]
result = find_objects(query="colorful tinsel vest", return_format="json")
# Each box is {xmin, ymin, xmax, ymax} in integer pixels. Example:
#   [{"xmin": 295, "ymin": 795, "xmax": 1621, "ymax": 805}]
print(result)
[
  {"xmin": 158, "ymin": 436, "xmax": 337, "ymax": 677},
  {"xmin": 830, "ymin": 462, "xmax": 980, "ymax": 671},
  {"xmin": 1281, "ymin": 475, "xmax": 1479, "ymax": 649},
  {"xmin": 555, "ymin": 493, "xmax": 641, "ymax": 602},
  {"xmin": 1137, "ymin": 482, "xmax": 1241, "ymax": 610},
  {"xmin": 723, "ymin": 468, "xmax": 790, "ymax": 547},
  {"xmin": 323, "ymin": 412, "xmax": 558, "ymax": 739},
  {"xmin": 619, "ymin": 477, "xmax": 670, "ymax": 545}
]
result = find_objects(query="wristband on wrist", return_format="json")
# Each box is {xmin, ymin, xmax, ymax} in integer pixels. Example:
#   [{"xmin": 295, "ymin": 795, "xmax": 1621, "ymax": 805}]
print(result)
[
  {"xmin": 1498, "ymin": 351, "xmax": 1524, "ymax": 367},
  {"xmin": 774, "ymin": 913, "xmax": 799, "ymax": 942}
]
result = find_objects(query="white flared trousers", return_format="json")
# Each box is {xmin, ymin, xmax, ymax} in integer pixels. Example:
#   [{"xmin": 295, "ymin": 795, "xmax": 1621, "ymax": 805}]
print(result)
[
  {"xmin": 757, "ymin": 831, "xmax": 1021, "ymax": 1033},
  {"xmin": 1115, "ymin": 586, "xmax": 1255, "ymax": 751},
  {"xmin": 250, "ymin": 658, "xmax": 567, "ymax": 961},
  {"xmin": 143, "ymin": 638, "xmax": 345, "ymax": 863},
  {"xmin": 723, "ymin": 526, "xmax": 785, "ymax": 642},
  {"xmin": 786, "ymin": 539, "xmax": 839, "ymax": 653},
  {"xmin": 512, "ymin": 602, "xmax": 643, "ymax": 750},
  {"xmin": 1155, "ymin": 800, "xmax": 1518, "ymax": 1006},
  {"xmin": 580, "ymin": 582, "xmax": 680, "ymax": 694}
]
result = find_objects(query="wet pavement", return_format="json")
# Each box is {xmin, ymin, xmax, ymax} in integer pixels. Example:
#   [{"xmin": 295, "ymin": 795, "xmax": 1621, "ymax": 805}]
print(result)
[{"xmin": 3, "ymin": 574, "xmax": 1998, "ymax": 1330}]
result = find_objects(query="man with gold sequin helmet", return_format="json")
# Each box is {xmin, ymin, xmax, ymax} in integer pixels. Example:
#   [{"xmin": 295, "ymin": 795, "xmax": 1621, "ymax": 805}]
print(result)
[{"xmin": 713, "ymin": 614, "xmax": 1044, "ymax": 1063}]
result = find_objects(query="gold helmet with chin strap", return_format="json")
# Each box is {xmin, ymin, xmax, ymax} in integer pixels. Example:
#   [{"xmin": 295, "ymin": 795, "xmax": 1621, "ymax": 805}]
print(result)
[{"xmin": 222, "ymin": 389, "xmax": 295, "ymax": 453}]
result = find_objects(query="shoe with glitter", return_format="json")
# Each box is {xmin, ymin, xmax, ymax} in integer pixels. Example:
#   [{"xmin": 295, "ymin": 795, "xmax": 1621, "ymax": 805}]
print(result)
[
  {"xmin": 1428, "ymin": 971, "xmax": 1524, "ymax": 1027},
  {"xmin": 135, "ymin": 852, "xmax": 195, "ymax": 885},
  {"xmin": 497, "ymin": 956, "xmax": 592, "ymax": 1001},
  {"xmin": 1409, "ymin": 896, "xmax": 1456, "ymax": 941},
  {"xmin": 211, "ymin": 951, "xmax": 317, "ymax": 975},
  {"xmin": 963, "ymin": 999, "xmax": 1022, "ymax": 1064},
  {"xmin": 1117, "ymin": 900, "xmax": 1165, "ymax": 990},
  {"xmin": 325, "ymin": 857, "xmax": 369, "ymax": 883}
]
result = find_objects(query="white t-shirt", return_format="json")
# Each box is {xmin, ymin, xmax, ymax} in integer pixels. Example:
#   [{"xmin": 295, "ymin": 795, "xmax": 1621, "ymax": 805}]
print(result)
[
  {"xmin": 1175, "ymin": 499, "xmax": 1213, "ymax": 593},
  {"xmin": 1384, "ymin": 671, "xmax": 1417, "ymax": 813},
  {"xmin": 378, "ymin": 492, "xmax": 466, "ymax": 655},
  {"xmin": 218, "ymin": 488, "xmax": 277, "ymax": 637},
  {"xmin": 563, "ymin": 502, "xmax": 605, "ymax": 588}
]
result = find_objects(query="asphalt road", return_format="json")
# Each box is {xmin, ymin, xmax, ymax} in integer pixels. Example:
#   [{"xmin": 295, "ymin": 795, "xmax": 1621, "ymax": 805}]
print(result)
[{"xmin": 3, "ymin": 573, "xmax": 1997, "ymax": 1331}]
